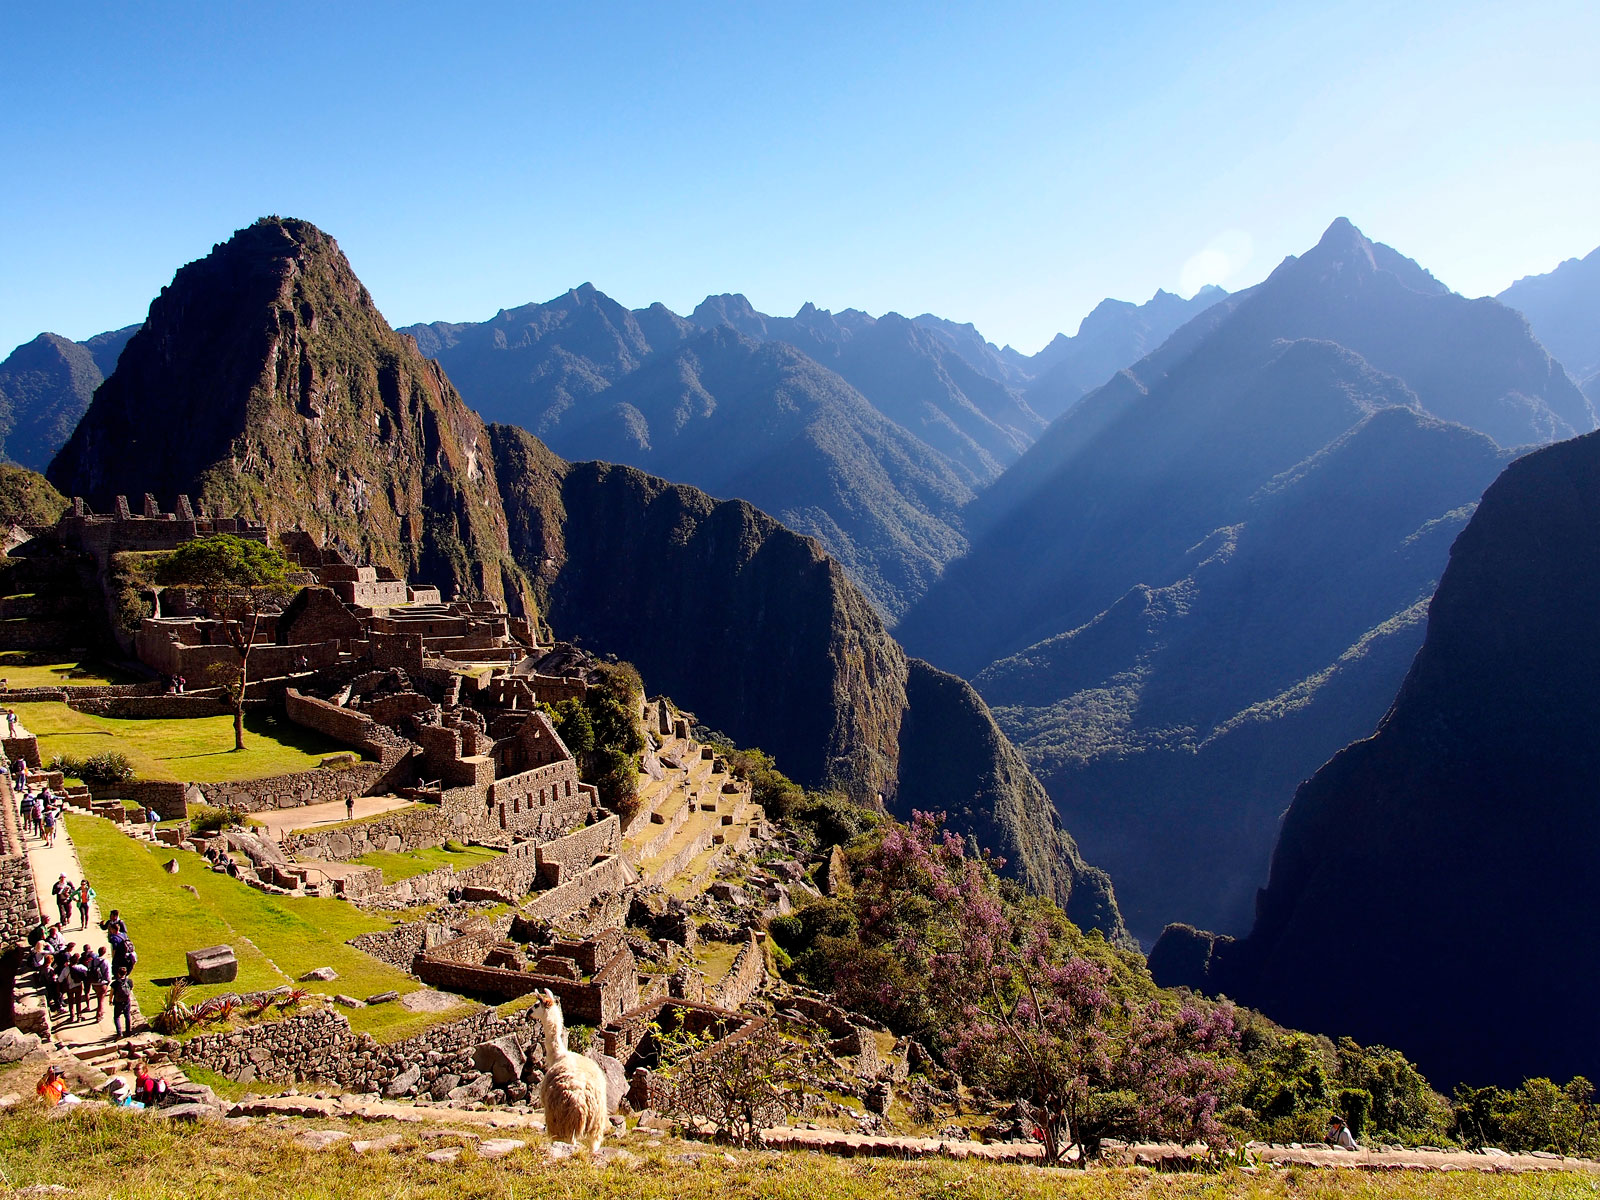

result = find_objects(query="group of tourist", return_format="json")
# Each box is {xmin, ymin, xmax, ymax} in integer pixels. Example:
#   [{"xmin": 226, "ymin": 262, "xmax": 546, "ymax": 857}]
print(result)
[
  {"xmin": 18, "ymin": 785, "xmax": 66, "ymax": 846},
  {"xmin": 27, "ymin": 907, "xmax": 138, "ymax": 1036},
  {"xmin": 36, "ymin": 1059, "xmax": 171, "ymax": 1109}
]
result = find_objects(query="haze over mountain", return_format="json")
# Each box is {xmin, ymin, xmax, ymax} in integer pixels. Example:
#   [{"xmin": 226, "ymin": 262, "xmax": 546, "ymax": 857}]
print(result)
[
  {"xmin": 898, "ymin": 218, "xmax": 1575, "ymax": 942},
  {"xmin": 48, "ymin": 215, "xmax": 1127, "ymax": 942},
  {"xmin": 398, "ymin": 283, "xmax": 1227, "ymax": 620},
  {"xmin": 1498, "ymin": 244, "xmax": 1600, "ymax": 397},
  {"xmin": 1153, "ymin": 427, "xmax": 1600, "ymax": 1088},
  {"xmin": 0, "ymin": 324, "xmax": 137, "ymax": 471}
]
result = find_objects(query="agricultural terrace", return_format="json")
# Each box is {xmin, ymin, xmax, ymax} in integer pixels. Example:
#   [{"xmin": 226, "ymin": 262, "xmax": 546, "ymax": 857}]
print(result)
[
  {"xmin": 15, "ymin": 701, "xmax": 356, "ymax": 783},
  {"xmin": 66, "ymin": 813, "xmax": 469, "ymax": 1040}
]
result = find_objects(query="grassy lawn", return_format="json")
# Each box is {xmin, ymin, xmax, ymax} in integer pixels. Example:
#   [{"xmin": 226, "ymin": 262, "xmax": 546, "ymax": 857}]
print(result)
[
  {"xmin": 0, "ymin": 650, "xmax": 141, "ymax": 689},
  {"xmin": 67, "ymin": 813, "xmax": 469, "ymax": 1038},
  {"xmin": 17, "ymin": 701, "xmax": 356, "ymax": 783},
  {"xmin": 0, "ymin": 1104, "xmax": 1593, "ymax": 1200},
  {"xmin": 351, "ymin": 842, "xmax": 505, "ymax": 882}
]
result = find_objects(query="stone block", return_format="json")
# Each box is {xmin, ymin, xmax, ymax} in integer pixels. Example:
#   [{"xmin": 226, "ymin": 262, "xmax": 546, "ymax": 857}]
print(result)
[
  {"xmin": 0, "ymin": 1028, "xmax": 41, "ymax": 1064},
  {"xmin": 159, "ymin": 1103, "xmax": 223, "ymax": 1122},
  {"xmin": 186, "ymin": 945, "xmax": 237, "ymax": 984},
  {"xmin": 299, "ymin": 967, "xmax": 338, "ymax": 982},
  {"xmin": 366, "ymin": 990, "xmax": 399, "ymax": 1005},
  {"xmin": 383, "ymin": 1064, "xmax": 422, "ymax": 1098},
  {"xmin": 478, "ymin": 1138, "xmax": 526, "ymax": 1159},
  {"xmin": 471, "ymin": 1035, "xmax": 525, "ymax": 1086},
  {"xmin": 587, "ymin": 1049, "xmax": 628, "ymax": 1113}
]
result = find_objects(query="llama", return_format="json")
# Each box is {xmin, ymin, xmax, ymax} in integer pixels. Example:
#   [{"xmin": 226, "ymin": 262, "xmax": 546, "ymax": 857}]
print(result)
[{"xmin": 532, "ymin": 988, "xmax": 608, "ymax": 1153}]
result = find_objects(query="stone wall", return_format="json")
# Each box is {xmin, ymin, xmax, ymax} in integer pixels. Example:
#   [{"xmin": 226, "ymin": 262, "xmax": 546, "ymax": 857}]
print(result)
[
  {"xmin": 2, "ymin": 735, "xmax": 40, "ymax": 770},
  {"xmin": 69, "ymin": 695, "xmax": 231, "ymax": 719},
  {"xmin": 0, "ymin": 777, "xmax": 39, "ymax": 947},
  {"xmin": 415, "ymin": 945, "xmax": 638, "ymax": 1025},
  {"xmin": 535, "ymin": 815, "xmax": 619, "ymax": 886},
  {"xmin": 118, "ymin": 780, "xmax": 189, "ymax": 821},
  {"xmin": 705, "ymin": 933, "xmax": 766, "ymax": 1011},
  {"xmin": 0, "ymin": 683, "xmax": 165, "ymax": 703},
  {"xmin": 179, "ymin": 999, "xmax": 549, "ymax": 1093},
  {"xmin": 203, "ymin": 761, "xmax": 392, "ymax": 812},
  {"xmin": 523, "ymin": 854, "xmax": 632, "ymax": 922}
]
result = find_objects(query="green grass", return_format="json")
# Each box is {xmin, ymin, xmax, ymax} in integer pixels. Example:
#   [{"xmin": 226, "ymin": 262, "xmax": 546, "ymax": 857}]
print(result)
[
  {"xmin": 351, "ymin": 843, "xmax": 504, "ymax": 882},
  {"xmin": 18, "ymin": 701, "xmax": 357, "ymax": 783},
  {"xmin": 0, "ymin": 1104, "xmax": 1592, "ymax": 1200},
  {"xmin": 66, "ymin": 813, "xmax": 469, "ymax": 1038},
  {"xmin": 0, "ymin": 651, "xmax": 140, "ymax": 689}
]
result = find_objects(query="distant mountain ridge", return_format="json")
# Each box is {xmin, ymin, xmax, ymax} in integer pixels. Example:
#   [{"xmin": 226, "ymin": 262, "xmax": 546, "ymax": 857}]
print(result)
[
  {"xmin": 1155, "ymin": 426, "xmax": 1600, "ymax": 1087},
  {"xmin": 398, "ymin": 283, "xmax": 1226, "ymax": 619},
  {"xmin": 898, "ymin": 218, "xmax": 1567, "ymax": 942},
  {"xmin": 48, "ymin": 215, "xmax": 1128, "ymax": 944},
  {"xmin": 0, "ymin": 324, "xmax": 137, "ymax": 471},
  {"xmin": 1498, "ymin": 244, "xmax": 1600, "ymax": 393}
]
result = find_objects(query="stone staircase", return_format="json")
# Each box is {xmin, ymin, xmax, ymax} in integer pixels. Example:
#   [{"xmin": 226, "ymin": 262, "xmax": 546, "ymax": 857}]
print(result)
[{"xmin": 622, "ymin": 733, "xmax": 762, "ymax": 895}]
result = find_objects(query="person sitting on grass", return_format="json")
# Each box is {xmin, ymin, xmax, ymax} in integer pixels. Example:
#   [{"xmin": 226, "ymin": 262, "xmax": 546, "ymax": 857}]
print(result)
[
  {"xmin": 37, "ymin": 1064, "xmax": 80, "ymax": 1106},
  {"xmin": 133, "ymin": 1061, "xmax": 168, "ymax": 1107}
]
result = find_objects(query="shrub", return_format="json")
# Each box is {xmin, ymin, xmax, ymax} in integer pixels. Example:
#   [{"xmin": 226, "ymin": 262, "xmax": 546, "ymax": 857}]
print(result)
[
  {"xmin": 49, "ymin": 751, "xmax": 134, "ymax": 785},
  {"xmin": 190, "ymin": 804, "xmax": 244, "ymax": 835}
]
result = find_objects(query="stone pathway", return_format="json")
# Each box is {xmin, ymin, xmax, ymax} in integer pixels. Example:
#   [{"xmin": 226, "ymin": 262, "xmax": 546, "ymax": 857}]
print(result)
[
  {"xmin": 245, "ymin": 793, "xmax": 414, "ymax": 841},
  {"xmin": 21, "ymin": 798, "xmax": 120, "ymax": 1049}
]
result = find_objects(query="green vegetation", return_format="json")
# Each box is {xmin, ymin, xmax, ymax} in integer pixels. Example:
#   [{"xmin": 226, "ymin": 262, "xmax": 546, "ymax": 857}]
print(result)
[
  {"xmin": 352, "ymin": 842, "xmax": 504, "ymax": 883},
  {"xmin": 16, "ymin": 701, "xmax": 350, "ymax": 783},
  {"xmin": 545, "ymin": 660, "xmax": 645, "ymax": 817},
  {"xmin": 47, "ymin": 750, "xmax": 134, "ymax": 784},
  {"xmin": 727, "ymin": 747, "xmax": 880, "ymax": 850},
  {"xmin": 0, "ymin": 462, "xmax": 68, "ymax": 526},
  {"xmin": 0, "ymin": 650, "xmax": 138, "ymax": 689},
  {"xmin": 156, "ymin": 534, "xmax": 296, "ymax": 751},
  {"xmin": 0, "ymin": 1104, "xmax": 1587, "ymax": 1200},
  {"xmin": 66, "ymin": 813, "xmax": 465, "ymax": 1038}
]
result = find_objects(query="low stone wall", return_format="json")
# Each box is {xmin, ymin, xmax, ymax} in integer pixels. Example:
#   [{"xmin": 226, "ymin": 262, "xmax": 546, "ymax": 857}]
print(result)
[
  {"xmin": 524, "ymin": 853, "xmax": 631, "ymax": 921},
  {"xmin": 179, "ymin": 1001, "xmax": 551, "ymax": 1093},
  {"xmin": 2, "ymin": 735, "xmax": 39, "ymax": 769},
  {"xmin": 0, "ymin": 619, "xmax": 86, "ymax": 651},
  {"xmin": 705, "ymin": 933, "xmax": 765, "ymax": 1011},
  {"xmin": 69, "ymin": 695, "xmax": 231, "ymax": 718},
  {"xmin": 347, "ymin": 921, "xmax": 438, "ymax": 970},
  {"xmin": 0, "ymin": 777, "xmax": 39, "ymax": 947},
  {"xmin": 535, "ymin": 815, "xmax": 619, "ymax": 885},
  {"xmin": 117, "ymin": 780, "xmax": 189, "ymax": 821},
  {"xmin": 415, "ymin": 945, "xmax": 638, "ymax": 1025},
  {"xmin": 0, "ymin": 682, "xmax": 163, "ymax": 703},
  {"xmin": 204, "ymin": 761, "xmax": 390, "ymax": 812}
]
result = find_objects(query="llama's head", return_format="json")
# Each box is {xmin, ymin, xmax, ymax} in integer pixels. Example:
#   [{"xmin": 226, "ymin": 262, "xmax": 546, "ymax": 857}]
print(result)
[{"xmin": 531, "ymin": 987, "xmax": 567, "ymax": 1050}]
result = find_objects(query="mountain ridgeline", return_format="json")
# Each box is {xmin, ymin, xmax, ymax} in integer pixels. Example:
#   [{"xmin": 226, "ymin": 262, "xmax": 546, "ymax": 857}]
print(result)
[
  {"xmin": 0, "ymin": 325, "xmax": 137, "ymax": 471},
  {"xmin": 1154, "ymin": 427, "xmax": 1600, "ymax": 1088},
  {"xmin": 899, "ymin": 218, "xmax": 1589, "ymax": 943},
  {"xmin": 46, "ymin": 216, "xmax": 1127, "ymax": 943},
  {"xmin": 1498, "ymin": 244, "xmax": 1600, "ymax": 400},
  {"xmin": 398, "ymin": 284, "xmax": 1229, "ymax": 619}
]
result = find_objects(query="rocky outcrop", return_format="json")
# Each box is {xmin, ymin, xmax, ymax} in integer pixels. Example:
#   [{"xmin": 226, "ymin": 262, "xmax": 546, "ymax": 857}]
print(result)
[{"xmin": 1160, "ymin": 428, "xmax": 1600, "ymax": 1085}]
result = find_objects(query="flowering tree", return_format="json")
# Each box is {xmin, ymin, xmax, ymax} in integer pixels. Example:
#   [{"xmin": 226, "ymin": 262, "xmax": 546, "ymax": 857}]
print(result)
[{"xmin": 846, "ymin": 811, "xmax": 1239, "ymax": 1165}]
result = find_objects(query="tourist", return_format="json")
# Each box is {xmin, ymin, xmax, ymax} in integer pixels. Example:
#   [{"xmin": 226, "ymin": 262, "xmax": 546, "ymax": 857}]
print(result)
[
  {"xmin": 133, "ymin": 1061, "xmax": 168, "ymax": 1106},
  {"xmin": 55, "ymin": 948, "xmax": 80, "ymax": 1022},
  {"xmin": 1328, "ymin": 1116, "xmax": 1359, "ymax": 1151},
  {"xmin": 89, "ymin": 945, "xmax": 110, "ymax": 1021},
  {"xmin": 147, "ymin": 808, "xmax": 158, "ymax": 839},
  {"xmin": 40, "ymin": 803, "xmax": 55, "ymax": 847},
  {"xmin": 110, "ymin": 930, "xmax": 138, "ymax": 978},
  {"xmin": 65, "ymin": 947, "xmax": 89, "ymax": 1023},
  {"xmin": 4, "ymin": 709, "xmax": 14, "ymax": 737},
  {"xmin": 111, "ymin": 967, "xmax": 134, "ymax": 1037},
  {"xmin": 106, "ymin": 1076, "xmax": 144, "ymax": 1109},
  {"xmin": 37, "ymin": 951, "xmax": 61, "ymax": 1015},
  {"xmin": 53, "ymin": 875, "xmax": 74, "ymax": 925},
  {"xmin": 101, "ymin": 909, "xmax": 128, "ymax": 940},
  {"xmin": 76, "ymin": 879, "xmax": 94, "ymax": 928},
  {"xmin": 176, "ymin": 675, "xmax": 186, "ymax": 694},
  {"xmin": 345, "ymin": 796, "xmax": 355, "ymax": 821},
  {"xmin": 36, "ymin": 1065, "xmax": 80, "ymax": 1106}
]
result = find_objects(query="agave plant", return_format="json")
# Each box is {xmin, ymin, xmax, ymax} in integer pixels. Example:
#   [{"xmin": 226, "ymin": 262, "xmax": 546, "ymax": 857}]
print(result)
[
  {"xmin": 277, "ymin": 986, "xmax": 311, "ymax": 1009},
  {"xmin": 151, "ymin": 979, "xmax": 194, "ymax": 1034}
]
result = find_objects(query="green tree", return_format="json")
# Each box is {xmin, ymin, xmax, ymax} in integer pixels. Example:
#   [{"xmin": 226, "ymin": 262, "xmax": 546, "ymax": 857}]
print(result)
[{"xmin": 156, "ymin": 535, "xmax": 294, "ymax": 750}]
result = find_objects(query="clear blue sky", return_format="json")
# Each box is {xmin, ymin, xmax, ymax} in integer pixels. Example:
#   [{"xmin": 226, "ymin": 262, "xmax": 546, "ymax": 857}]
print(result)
[{"xmin": 2, "ymin": 0, "xmax": 1596, "ymax": 359}]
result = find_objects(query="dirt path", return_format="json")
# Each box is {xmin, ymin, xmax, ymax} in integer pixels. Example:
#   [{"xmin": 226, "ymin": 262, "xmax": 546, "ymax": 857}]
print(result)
[{"xmin": 246, "ymin": 793, "xmax": 414, "ymax": 841}]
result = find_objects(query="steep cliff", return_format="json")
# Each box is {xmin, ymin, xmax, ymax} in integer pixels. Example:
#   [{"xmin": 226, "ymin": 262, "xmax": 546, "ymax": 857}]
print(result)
[
  {"xmin": 488, "ymin": 421, "xmax": 1127, "ymax": 941},
  {"xmin": 1167, "ymin": 428, "xmax": 1600, "ymax": 1085},
  {"xmin": 47, "ymin": 218, "xmax": 526, "ymax": 610}
]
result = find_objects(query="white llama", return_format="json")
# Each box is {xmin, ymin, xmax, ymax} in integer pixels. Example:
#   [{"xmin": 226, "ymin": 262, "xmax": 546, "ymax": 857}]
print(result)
[{"xmin": 533, "ymin": 987, "xmax": 609, "ymax": 1153}]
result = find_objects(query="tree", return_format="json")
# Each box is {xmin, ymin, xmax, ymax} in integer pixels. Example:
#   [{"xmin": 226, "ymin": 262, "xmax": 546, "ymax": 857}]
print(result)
[{"xmin": 156, "ymin": 535, "xmax": 294, "ymax": 750}]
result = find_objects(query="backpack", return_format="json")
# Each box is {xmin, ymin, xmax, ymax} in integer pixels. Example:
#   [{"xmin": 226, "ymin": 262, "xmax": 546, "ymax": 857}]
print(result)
[{"xmin": 88, "ymin": 955, "xmax": 109, "ymax": 984}]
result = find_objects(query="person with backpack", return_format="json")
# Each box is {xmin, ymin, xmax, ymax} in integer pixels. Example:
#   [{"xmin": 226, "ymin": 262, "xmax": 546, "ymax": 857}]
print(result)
[
  {"xmin": 75, "ymin": 879, "xmax": 93, "ymax": 929},
  {"xmin": 111, "ymin": 931, "xmax": 137, "ymax": 980},
  {"xmin": 88, "ymin": 945, "xmax": 111, "ymax": 1022},
  {"xmin": 111, "ymin": 966, "xmax": 134, "ymax": 1037},
  {"xmin": 37, "ymin": 950, "xmax": 62, "ymax": 1015},
  {"xmin": 68, "ymin": 948, "xmax": 90, "ymax": 1023},
  {"xmin": 55, "ymin": 947, "xmax": 81, "ymax": 1023},
  {"xmin": 52, "ymin": 875, "xmax": 73, "ymax": 926},
  {"xmin": 133, "ymin": 1061, "xmax": 168, "ymax": 1106},
  {"xmin": 101, "ymin": 910, "xmax": 128, "ymax": 941},
  {"xmin": 40, "ymin": 804, "xmax": 55, "ymax": 847}
]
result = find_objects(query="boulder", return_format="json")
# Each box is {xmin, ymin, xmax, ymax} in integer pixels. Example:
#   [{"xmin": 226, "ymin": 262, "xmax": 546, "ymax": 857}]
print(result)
[
  {"xmin": 586, "ymin": 1049, "xmax": 627, "ymax": 1113},
  {"xmin": 478, "ymin": 1138, "xmax": 526, "ymax": 1159},
  {"xmin": 383, "ymin": 1064, "xmax": 422, "ymax": 1098},
  {"xmin": 366, "ymin": 990, "xmax": 399, "ymax": 1005},
  {"xmin": 332, "ymin": 994, "xmax": 365, "ymax": 1008},
  {"xmin": 157, "ymin": 1102, "xmax": 222, "ymax": 1122},
  {"xmin": 163, "ymin": 859, "xmax": 180, "ymax": 875},
  {"xmin": 472, "ymin": 1036, "xmax": 525, "ymax": 1087},
  {"xmin": 428, "ymin": 1074, "xmax": 460, "ymax": 1100},
  {"xmin": 185, "ymin": 945, "xmax": 237, "ymax": 984},
  {"xmin": 447, "ymin": 1076, "xmax": 493, "ymax": 1103},
  {"xmin": 0, "ymin": 1028, "xmax": 41, "ymax": 1064},
  {"xmin": 299, "ymin": 967, "xmax": 338, "ymax": 982},
  {"xmin": 168, "ymin": 1082, "xmax": 218, "ymax": 1108}
]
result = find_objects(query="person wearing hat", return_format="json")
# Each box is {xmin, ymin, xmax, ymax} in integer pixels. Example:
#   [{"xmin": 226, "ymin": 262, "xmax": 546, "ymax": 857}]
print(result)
[
  {"xmin": 36, "ymin": 1064, "xmax": 80, "ymax": 1106},
  {"xmin": 105, "ymin": 1076, "xmax": 145, "ymax": 1109},
  {"xmin": 1328, "ymin": 1116, "xmax": 1359, "ymax": 1151}
]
